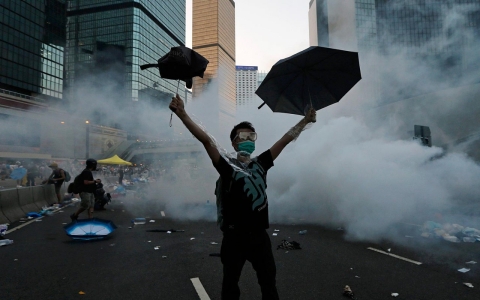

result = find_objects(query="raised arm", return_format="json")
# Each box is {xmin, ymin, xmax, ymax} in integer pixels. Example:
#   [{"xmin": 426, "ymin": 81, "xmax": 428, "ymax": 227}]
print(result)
[
  {"xmin": 269, "ymin": 107, "xmax": 316, "ymax": 161},
  {"xmin": 169, "ymin": 94, "xmax": 221, "ymax": 165}
]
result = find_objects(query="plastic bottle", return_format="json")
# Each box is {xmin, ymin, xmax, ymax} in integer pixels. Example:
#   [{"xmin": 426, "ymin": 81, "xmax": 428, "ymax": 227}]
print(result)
[
  {"xmin": 299, "ymin": 230, "xmax": 307, "ymax": 235},
  {"xmin": 0, "ymin": 239, "xmax": 14, "ymax": 247},
  {"xmin": 132, "ymin": 218, "xmax": 146, "ymax": 225}
]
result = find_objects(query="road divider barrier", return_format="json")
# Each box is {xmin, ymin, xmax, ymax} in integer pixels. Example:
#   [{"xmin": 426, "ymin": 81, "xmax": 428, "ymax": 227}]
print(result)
[{"xmin": 0, "ymin": 185, "xmax": 58, "ymax": 224}]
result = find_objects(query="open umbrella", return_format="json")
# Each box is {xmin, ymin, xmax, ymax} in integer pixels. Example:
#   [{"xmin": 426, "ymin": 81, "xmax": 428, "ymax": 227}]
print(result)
[
  {"xmin": 64, "ymin": 218, "xmax": 117, "ymax": 240},
  {"xmin": 140, "ymin": 46, "xmax": 209, "ymax": 89},
  {"xmin": 256, "ymin": 46, "xmax": 361, "ymax": 116},
  {"xmin": 10, "ymin": 167, "xmax": 27, "ymax": 180}
]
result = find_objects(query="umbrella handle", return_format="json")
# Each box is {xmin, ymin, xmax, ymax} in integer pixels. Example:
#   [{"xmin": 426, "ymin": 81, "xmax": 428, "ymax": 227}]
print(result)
[{"xmin": 258, "ymin": 102, "xmax": 266, "ymax": 110}]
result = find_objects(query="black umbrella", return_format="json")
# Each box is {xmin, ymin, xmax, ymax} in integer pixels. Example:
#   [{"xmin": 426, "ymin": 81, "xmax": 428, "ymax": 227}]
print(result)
[
  {"xmin": 140, "ymin": 46, "xmax": 209, "ymax": 89},
  {"xmin": 255, "ymin": 46, "xmax": 361, "ymax": 116}
]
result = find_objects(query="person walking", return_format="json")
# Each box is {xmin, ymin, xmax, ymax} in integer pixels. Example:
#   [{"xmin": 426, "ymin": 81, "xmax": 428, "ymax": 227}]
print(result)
[
  {"xmin": 169, "ymin": 94, "xmax": 316, "ymax": 300},
  {"xmin": 70, "ymin": 159, "xmax": 100, "ymax": 220},
  {"xmin": 47, "ymin": 163, "xmax": 65, "ymax": 204},
  {"xmin": 118, "ymin": 166, "xmax": 124, "ymax": 185}
]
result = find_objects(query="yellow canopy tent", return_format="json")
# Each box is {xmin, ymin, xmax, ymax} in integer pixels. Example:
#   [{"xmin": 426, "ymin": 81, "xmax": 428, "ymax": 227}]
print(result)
[{"xmin": 97, "ymin": 155, "xmax": 132, "ymax": 166}]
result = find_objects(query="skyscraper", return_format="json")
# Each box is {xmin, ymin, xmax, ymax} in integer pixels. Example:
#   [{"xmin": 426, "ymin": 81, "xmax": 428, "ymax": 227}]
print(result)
[
  {"xmin": 236, "ymin": 66, "xmax": 258, "ymax": 107},
  {"xmin": 192, "ymin": 0, "xmax": 236, "ymax": 133},
  {"xmin": 1, "ymin": 0, "xmax": 66, "ymax": 101},
  {"xmin": 65, "ymin": 0, "xmax": 187, "ymax": 129},
  {"xmin": 308, "ymin": 0, "xmax": 357, "ymax": 51}
]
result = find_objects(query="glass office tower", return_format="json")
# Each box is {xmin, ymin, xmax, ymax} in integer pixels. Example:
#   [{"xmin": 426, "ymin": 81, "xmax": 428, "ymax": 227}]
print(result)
[
  {"xmin": 192, "ymin": 0, "xmax": 236, "ymax": 133},
  {"xmin": 66, "ymin": 0, "xmax": 186, "ymax": 127},
  {"xmin": 0, "ymin": 0, "xmax": 66, "ymax": 100}
]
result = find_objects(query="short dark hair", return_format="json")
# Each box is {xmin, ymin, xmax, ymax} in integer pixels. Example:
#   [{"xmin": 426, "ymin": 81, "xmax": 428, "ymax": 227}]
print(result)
[{"xmin": 230, "ymin": 121, "xmax": 255, "ymax": 141}]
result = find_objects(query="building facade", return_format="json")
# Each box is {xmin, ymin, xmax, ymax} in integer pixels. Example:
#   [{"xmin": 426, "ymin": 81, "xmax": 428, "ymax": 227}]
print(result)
[
  {"xmin": 65, "ymin": 0, "xmax": 188, "ymax": 130},
  {"xmin": 192, "ymin": 0, "xmax": 236, "ymax": 133},
  {"xmin": 1, "ymin": 0, "xmax": 66, "ymax": 101},
  {"xmin": 236, "ymin": 66, "xmax": 257, "ymax": 107},
  {"xmin": 308, "ymin": 0, "xmax": 357, "ymax": 51}
]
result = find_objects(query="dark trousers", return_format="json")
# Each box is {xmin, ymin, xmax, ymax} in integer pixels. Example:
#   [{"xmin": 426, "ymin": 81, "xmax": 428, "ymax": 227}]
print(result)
[{"xmin": 221, "ymin": 229, "xmax": 279, "ymax": 300}]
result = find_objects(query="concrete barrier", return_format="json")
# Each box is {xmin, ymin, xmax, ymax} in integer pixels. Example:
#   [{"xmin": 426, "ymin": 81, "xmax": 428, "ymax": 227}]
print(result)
[
  {"xmin": 18, "ymin": 187, "xmax": 39, "ymax": 214},
  {"xmin": 44, "ymin": 184, "xmax": 57, "ymax": 205},
  {"xmin": 32, "ymin": 186, "xmax": 49, "ymax": 209},
  {"xmin": 0, "ymin": 188, "xmax": 25, "ymax": 223},
  {"xmin": 0, "ymin": 192, "xmax": 10, "ymax": 224}
]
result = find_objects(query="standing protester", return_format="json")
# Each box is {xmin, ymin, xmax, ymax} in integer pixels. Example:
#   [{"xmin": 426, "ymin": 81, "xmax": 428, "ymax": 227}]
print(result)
[
  {"xmin": 70, "ymin": 159, "xmax": 100, "ymax": 220},
  {"xmin": 26, "ymin": 163, "xmax": 38, "ymax": 186},
  {"xmin": 47, "ymin": 163, "xmax": 65, "ymax": 204},
  {"xmin": 118, "ymin": 167, "xmax": 124, "ymax": 185},
  {"xmin": 169, "ymin": 94, "xmax": 316, "ymax": 300}
]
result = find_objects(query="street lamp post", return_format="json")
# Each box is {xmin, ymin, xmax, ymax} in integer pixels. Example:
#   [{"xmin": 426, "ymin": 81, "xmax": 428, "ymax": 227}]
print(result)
[{"xmin": 86, "ymin": 120, "xmax": 90, "ymax": 159}]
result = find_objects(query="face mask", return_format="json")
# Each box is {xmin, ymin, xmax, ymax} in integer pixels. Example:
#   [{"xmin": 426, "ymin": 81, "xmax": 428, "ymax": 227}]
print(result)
[{"xmin": 237, "ymin": 140, "xmax": 255, "ymax": 155}]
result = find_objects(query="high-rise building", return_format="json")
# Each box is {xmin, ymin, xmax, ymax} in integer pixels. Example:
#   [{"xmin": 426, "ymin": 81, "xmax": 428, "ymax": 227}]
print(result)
[
  {"xmin": 65, "ymin": 0, "xmax": 187, "ymax": 130},
  {"xmin": 308, "ymin": 0, "xmax": 357, "ymax": 51},
  {"xmin": 236, "ymin": 66, "xmax": 257, "ymax": 107},
  {"xmin": 1, "ymin": 0, "xmax": 66, "ymax": 101},
  {"xmin": 192, "ymin": 0, "xmax": 236, "ymax": 133}
]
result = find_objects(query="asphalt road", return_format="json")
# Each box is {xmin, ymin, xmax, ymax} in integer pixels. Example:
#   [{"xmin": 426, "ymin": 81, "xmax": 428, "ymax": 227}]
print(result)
[{"xmin": 1, "ymin": 196, "xmax": 479, "ymax": 300}]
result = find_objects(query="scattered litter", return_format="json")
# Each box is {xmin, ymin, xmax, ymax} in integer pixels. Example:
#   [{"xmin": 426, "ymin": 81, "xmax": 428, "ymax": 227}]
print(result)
[
  {"xmin": 128, "ymin": 227, "xmax": 132, "ymax": 229},
  {"xmin": 62, "ymin": 223, "xmax": 67, "ymax": 225},
  {"xmin": 0, "ymin": 224, "xmax": 8, "ymax": 236},
  {"xmin": 110, "ymin": 244, "xmax": 115, "ymax": 247},
  {"xmin": 464, "ymin": 283, "xmax": 474, "ymax": 288},
  {"xmin": 154, "ymin": 246, "xmax": 161, "ymax": 250},
  {"xmin": 277, "ymin": 240, "xmax": 301, "ymax": 250},
  {"xmin": 111, "ymin": 210, "xmax": 114, "ymax": 212},
  {"xmin": 421, "ymin": 221, "xmax": 480, "ymax": 243},
  {"xmin": 355, "ymin": 276, "xmax": 360, "ymax": 278},
  {"xmin": 274, "ymin": 229, "xmax": 280, "ymax": 232},
  {"xmin": 148, "ymin": 241, "xmax": 151, "ymax": 243},
  {"xmin": 190, "ymin": 238, "xmax": 195, "ymax": 240},
  {"xmin": 272, "ymin": 233, "xmax": 278, "ymax": 236},
  {"xmin": 458, "ymin": 268, "xmax": 470, "ymax": 273},
  {"xmin": 149, "ymin": 220, "xmax": 155, "ymax": 223},
  {"xmin": 147, "ymin": 229, "xmax": 185, "ymax": 233},
  {"xmin": 343, "ymin": 285, "xmax": 356, "ymax": 299},
  {"xmin": 59, "ymin": 211, "xmax": 64, "ymax": 213},
  {"xmin": 132, "ymin": 218, "xmax": 146, "ymax": 225},
  {"xmin": 285, "ymin": 251, "xmax": 289, "ymax": 253},
  {"xmin": 35, "ymin": 219, "xmax": 42, "ymax": 222},
  {"xmin": 211, "ymin": 242, "xmax": 218, "ymax": 245},
  {"xmin": 466, "ymin": 261, "xmax": 477, "ymax": 264},
  {"xmin": 78, "ymin": 291, "xmax": 85, "ymax": 295},
  {"xmin": 162, "ymin": 255, "xmax": 167, "ymax": 258},
  {"xmin": 161, "ymin": 211, "xmax": 165, "ymax": 217},
  {"xmin": 387, "ymin": 248, "xmax": 391, "ymax": 252},
  {"xmin": 0, "ymin": 239, "xmax": 14, "ymax": 247},
  {"xmin": 122, "ymin": 210, "xmax": 125, "ymax": 212},
  {"xmin": 391, "ymin": 293, "xmax": 399, "ymax": 297},
  {"xmin": 14, "ymin": 259, "xmax": 18, "ymax": 261},
  {"xmin": 299, "ymin": 230, "xmax": 307, "ymax": 235},
  {"xmin": 201, "ymin": 232, "xmax": 204, "ymax": 234}
]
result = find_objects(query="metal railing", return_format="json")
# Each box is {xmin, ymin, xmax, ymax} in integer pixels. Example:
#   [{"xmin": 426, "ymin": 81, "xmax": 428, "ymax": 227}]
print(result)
[{"xmin": 0, "ymin": 88, "xmax": 45, "ymax": 103}]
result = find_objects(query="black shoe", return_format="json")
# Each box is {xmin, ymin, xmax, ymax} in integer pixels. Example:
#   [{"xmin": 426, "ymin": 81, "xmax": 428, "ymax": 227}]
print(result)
[{"xmin": 70, "ymin": 214, "xmax": 77, "ymax": 222}]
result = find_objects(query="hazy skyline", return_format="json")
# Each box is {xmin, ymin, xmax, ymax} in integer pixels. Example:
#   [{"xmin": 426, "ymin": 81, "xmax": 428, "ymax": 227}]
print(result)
[{"xmin": 186, "ymin": 0, "xmax": 311, "ymax": 72}]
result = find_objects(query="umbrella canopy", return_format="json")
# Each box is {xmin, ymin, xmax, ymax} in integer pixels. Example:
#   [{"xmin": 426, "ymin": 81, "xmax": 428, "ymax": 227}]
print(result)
[
  {"xmin": 64, "ymin": 218, "xmax": 117, "ymax": 240},
  {"xmin": 255, "ymin": 46, "xmax": 361, "ymax": 116},
  {"xmin": 140, "ymin": 46, "xmax": 209, "ymax": 89},
  {"xmin": 97, "ymin": 155, "xmax": 132, "ymax": 166},
  {"xmin": 10, "ymin": 167, "xmax": 27, "ymax": 180}
]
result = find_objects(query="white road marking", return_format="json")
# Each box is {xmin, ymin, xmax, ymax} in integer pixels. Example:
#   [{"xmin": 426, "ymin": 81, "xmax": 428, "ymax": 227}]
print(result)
[
  {"xmin": 161, "ymin": 211, "xmax": 165, "ymax": 217},
  {"xmin": 190, "ymin": 277, "xmax": 211, "ymax": 300},
  {"xmin": 5, "ymin": 217, "xmax": 44, "ymax": 234},
  {"xmin": 367, "ymin": 247, "xmax": 422, "ymax": 265}
]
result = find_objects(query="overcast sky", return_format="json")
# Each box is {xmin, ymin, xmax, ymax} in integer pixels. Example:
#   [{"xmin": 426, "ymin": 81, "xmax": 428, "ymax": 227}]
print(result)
[{"xmin": 186, "ymin": 0, "xmax": 311, "ymax": 72}]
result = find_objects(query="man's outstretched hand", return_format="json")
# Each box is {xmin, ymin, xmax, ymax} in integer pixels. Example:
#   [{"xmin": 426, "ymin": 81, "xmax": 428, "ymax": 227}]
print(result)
[
  {"xmin": 169, "ymin": 94, "xmax": 186, "ymax": 117},
  {"xmin": 305, "ymin": 107, "xmax": 316, "ymax": 123}
]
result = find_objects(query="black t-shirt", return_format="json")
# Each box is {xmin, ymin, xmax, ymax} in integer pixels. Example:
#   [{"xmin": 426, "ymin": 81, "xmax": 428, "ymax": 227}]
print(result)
[
  {"xmin": 215, "ymin": 150, "xmax": 274, "ymax": 232},
  {"xmin": 51, "ymin": 169, "xmax": 65, "ymax": 187},
  {"xmin": 79, "ymin": 169, "xmax": 95, "ymax": 193}
]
